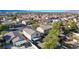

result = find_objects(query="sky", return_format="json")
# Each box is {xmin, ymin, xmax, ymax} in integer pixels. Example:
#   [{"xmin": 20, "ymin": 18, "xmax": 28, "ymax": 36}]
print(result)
[{"xmin": 0, "ymin": 10, "xmax": 66, "ymax": 12}]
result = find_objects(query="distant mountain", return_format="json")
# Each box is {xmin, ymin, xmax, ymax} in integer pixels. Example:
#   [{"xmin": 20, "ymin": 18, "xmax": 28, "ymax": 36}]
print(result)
[
  {"xmin": 65, "ymin": 10, "xmax": 79, "ymax": 13},
  {"xmin": 0, "ymin": 10, "xmax": 27, "ymax": 13}
]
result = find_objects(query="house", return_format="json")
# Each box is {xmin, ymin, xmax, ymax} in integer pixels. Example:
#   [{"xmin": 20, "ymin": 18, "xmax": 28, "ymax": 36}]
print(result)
[
  {"xmin": 2, "ymin": 20, "xmax": 16, "ymax": 28},
  {"xmin": 73, "ymin": 18, "xmax": 77, "ymax": 23},
  {"xmin": 36, "ymin": 24, "xmax": 52, "ymax": 34},
  {"xmin": 12, "ymin": 42, "xmax": 38, "ymax": 49},
  {"xmin": 3, "ymin": 32, "xmax": 16, "ymax": 47},
  {"xmin": 22, "ymin": 28, "xmax": 41, "ymax": 41},
  {"xmin": 12, "ymin": 31, "xmax": 29, "ymax": 47},
  {"xmin": 3, "ymin": 35, "xmax": 11, "ymax": 43},
  {"xmin": 2, "ymin": 20, "xmax": 12, "ymax": 25},
  {"xmin": 21, "ymin": 20, "xmax": 30, "ymax": 25},
  {"xmin": 60, "ymin": 18, "xmax": 64, "ymax": 21},
  {"xmin": 12, "ymin": 35, "xmax": 28, "ymax": 47},
  {"xmin": 48, "ymin": 17, "xmax": 60, "ymax": 23},
  {"xmin": 4, "ymin": 32, "xmax": 15, "ymax": 41},
  {"xmin": 16, "ymin": 18, "xmax": 20, "ymax": 22},
  {"xmin": 77, "ymin": 22, "xmax": 79, "ymax": 29},
  {"xmin": 65, "ymin": 33, "xmax": 79, "ymax": 46},
  {"xmin": 12, "ymin": 36, "xmax": 20, "ymax": 45},
  {"xmin": 0, "ymin": 17, "xmax": 6, "ymax": 23},
  {"xmin": 62, "ymin": 18, "xmax": 68, "ymax": 21},
  {"xmin": 3, "ymin": 44, "xmax": 12, "ymax": 49}
]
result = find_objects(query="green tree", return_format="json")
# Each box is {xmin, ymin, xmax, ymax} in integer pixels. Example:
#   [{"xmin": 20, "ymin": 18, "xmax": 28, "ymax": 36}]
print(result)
[
  {"xmin": 0, "ymin": 24, "xmax": 8, "ymax": 30},
  {"xmin": 32, "ymin": 23, "xmax": 39, "ymax": 29},
  {"xmin": 67, "ymin": 20, "xmax": 77, "ymax": 30},
  {"xmin": 63, "ymin": 19, "xmax": 77, "ymax": 35},
  {"xmin": 43, "ymin": 29, "xmax": 59, "ymax": 48},
  {"xmin": 29, "ymin": 18, "xmax": 39, "ymax": 29},
  {"xmin": 29, "ymin": 17, "xmax": 34, "ymax": 20},
  {"xmin": 43, "ymin": 22, "xmax": 62, "ymax": 49},
  {"xmin": 12, "ymin": 15, "xmax": 17, "ymax": 21}
]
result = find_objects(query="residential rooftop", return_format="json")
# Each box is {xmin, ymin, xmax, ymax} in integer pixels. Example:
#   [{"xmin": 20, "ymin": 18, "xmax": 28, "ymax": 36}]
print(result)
[
  {"xmin": 23, "ymin": 28, "xmax": 36, "ymax": 35},
  {"xmin": 39, "ymin": 24, "xmax": 52, "ymax": 30}
]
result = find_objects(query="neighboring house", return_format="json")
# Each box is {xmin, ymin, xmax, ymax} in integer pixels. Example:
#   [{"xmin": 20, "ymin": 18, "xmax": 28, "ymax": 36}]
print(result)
[
  {"xmin": 12, "ymin": 35, "xmax": 28, "ymax": 47},
  {"xmin": 60, "ymin": 18, "xmax": 68, "ymax": 21},
  {"xmin": 73, "ymin": 18, "xmax": 77, "ymax": 23},
  {"xmin": 73, "ymin": 33, "xmax": 79, "ymax": 40},
  {"xmin": 3, "ymin": 32, "xmax": 16, "ymax": 47},
  {"xmin": 16, "ymin": 18, "xmax": 20, "ymax": 22},
  {"xmin": 60, "ymin": 18, "xmax": 64, "ymax": 21},
  {"xmin": 2, "ymin": 20, "xmax": 16, "ymax": 28},
  {"xmin": 3, "ymin": 17, "xmax": 6, "ymax": 21},
  {"xmin": 2, "ymin": 20, "xmax": 12, "ymax": 25},
  {"xmin": 36, "ymin": 24, "xmax": 52, "ymax": 34},
  {"xmin": 12, "ymin": 42, "xmax": 38, "ymax": 49},
  {"xmin": 21, "ymin": 20, "xmax": 30, "ymax": 25},
  {"xmin": 12, "ymin": 31, "xmax": 28, "ymax": 47},
  {"xmin": 0, "ymin": 17, "xmax": 6, "ymax": 23},
  {"xmin": 3, "ymin": 44, "xmax": 12, "ymax": 49},
  {"xmin": 3, "ymin": 35, "xmax": 12, "ymax": 43},
  {"xmin": 12, "ymin": 36, "xmax": 20, "ymax": 45},
  {"xmin": 77, "ymin": 22, "xmax": 79, "ymax": 29},
  {"xmin": 65, "ymin": 33, "xmax": 79, "ymax": 45},
  {"xmin": 48, "ymin": 17, "xmax": 60, "ymax": 23},
  {"xmin": 4, "ymin": 32, "xmax": 15, "ymax": 40},
  {"xmin": 22, "ymin": 28, "xmax": 41, "ymax": 41}
]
